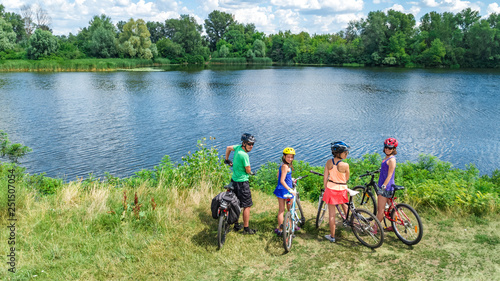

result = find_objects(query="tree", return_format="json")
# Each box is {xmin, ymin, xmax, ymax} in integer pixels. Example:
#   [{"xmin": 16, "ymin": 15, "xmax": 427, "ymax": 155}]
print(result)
[
  {"xmin": 252, "ymin": 39, "xmax": 265, "ymax": 57},
  {"xmin": 1, "ymin": 8, "xmax": 26, "ymax": 43},
  {"xmin": 223, "ymin": 28, "xmax": 245, "ymax": 55},
  {"xmin": 361, "ymin": 11, "xmax": 389, "ymax": 63},
  {"xmin": 420, "ymin": 38, "xmax": 446, "ymax": 66},
  {"xmin": 0, "ymin": 130, "xmax": 32, "ymax": 163},
  {"xmin": 0, "ymin": 17, "xmax": 16, "ymax": 52},
  {"xmin": 165, "ymin": 15, "xmax": 203, "ymax": 55},
  {"xmin": 204, "ymin": 10, "xmax": 235, "ymax": 51},
  {"xmin": 27, "ymin": 28, "xmax": 59, "ymax": 59},
  {"xmin": 20, "ymin": 4, "xmax": 51, "ymax": 35},
  {"xmin": 87, "ymin": 14, "xmax": 117, "ymax": 58},
  {"xmin": 156, "ymin": 37, "xmax": 183, "ymax": 59},
  {"xmin": 117, "ymin": 18, "xmax": 153, "ymax": 59},
  {"xmin": 146, "ymin": 21, "xmax": 166, "ymax": 43}
]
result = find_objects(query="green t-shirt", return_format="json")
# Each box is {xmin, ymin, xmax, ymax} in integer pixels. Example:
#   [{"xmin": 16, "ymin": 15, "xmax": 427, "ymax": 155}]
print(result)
[{"xmin": 232, "ymin": 144, "xmax": 250, "ymax": 182}]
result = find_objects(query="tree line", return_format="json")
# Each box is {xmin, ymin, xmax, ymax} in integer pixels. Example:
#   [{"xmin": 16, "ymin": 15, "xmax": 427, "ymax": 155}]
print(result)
[{"xmin": 1, "ymin": 4, "xmax": 499, "ymax": 67}]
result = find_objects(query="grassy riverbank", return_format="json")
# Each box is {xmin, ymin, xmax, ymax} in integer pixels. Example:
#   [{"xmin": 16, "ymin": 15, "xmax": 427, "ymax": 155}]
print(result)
[
  {"xmin": 1, "ymin": 140, "xmax": 498, "ymax": 280},
  {"xmin": 0, "ymin": 58, "xmax": 171, "ymax": 72},
  {"xmin": 0, "ymin": 175, "xmax": 498, "ymax": 280}
]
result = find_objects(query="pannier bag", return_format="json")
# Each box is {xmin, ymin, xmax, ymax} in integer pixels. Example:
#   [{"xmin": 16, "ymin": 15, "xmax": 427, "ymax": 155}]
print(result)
[{"xmin": 211, "ymin": 191, "xmax": 241, "ymax": 225}]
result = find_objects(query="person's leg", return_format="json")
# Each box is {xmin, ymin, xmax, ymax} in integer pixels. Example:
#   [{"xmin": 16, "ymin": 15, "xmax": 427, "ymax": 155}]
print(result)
[
  {"xmin": 277, "ymin": 198, "xmax": 285, "ymax": 229},
  {"xmin": 328, "ymin": 204, "xmax": 337, "ymax": 237},
  {"xmin": 243, "ymin": 206, "xmax": 250, "ymax": 227},
  {"xmin": 376, "ymin": 195, "xmax": 387, "ymax": 223}
]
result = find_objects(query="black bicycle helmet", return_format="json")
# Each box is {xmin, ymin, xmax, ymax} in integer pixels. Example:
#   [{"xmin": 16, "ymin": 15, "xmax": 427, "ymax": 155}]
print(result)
[
  {"xmin": 241, "ymin": 133, "xmax": 255, "ymax": 143},
  {"xmin": 331, "ymin": 141, "xmax": 350, "ymax": 155}
]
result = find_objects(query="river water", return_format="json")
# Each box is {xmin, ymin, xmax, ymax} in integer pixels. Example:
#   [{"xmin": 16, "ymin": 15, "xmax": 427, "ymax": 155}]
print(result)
[{"xmin": 0, "ymin": 66, "xmax": 499, "ymax": 179}]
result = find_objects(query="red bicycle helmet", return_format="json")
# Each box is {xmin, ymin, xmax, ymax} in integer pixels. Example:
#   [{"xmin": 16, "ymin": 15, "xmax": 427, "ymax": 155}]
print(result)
[{"xmin": 384, "ymin": 138, "xmax": 398, "ymax": 148}]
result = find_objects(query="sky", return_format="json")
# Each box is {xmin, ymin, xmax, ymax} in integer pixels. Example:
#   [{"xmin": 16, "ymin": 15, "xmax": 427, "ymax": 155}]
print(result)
[{"xmin": 2, "ymin": 0, "xmax": 500, "ymax": 36}]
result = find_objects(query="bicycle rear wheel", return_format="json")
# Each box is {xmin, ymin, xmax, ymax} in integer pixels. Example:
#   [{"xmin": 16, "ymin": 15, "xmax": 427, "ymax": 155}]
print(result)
[
  {"xmin": 350, "ymin": 209, "xmax": 384, "ymax": 249},
  {"xmin": 283, "ymin": 212, "xmax": 294, "ymax": 252},
  {"xmin": 391, "ymin": 203, "xmax": 423, "ymax": 245},
  {"xmin": 217, "ymin": 214, "xmax": 229, "ymax": 249},
  {"xmin": 296, "ymin": 198, "xmax": 306, "ymax": 227},
  {"xmin": 353, "ymin": 185, "xmax": 377, "ymax": 215},
  {"xmin": 315, "ymin": 195, "xmax": 327, "ymax": 229}
]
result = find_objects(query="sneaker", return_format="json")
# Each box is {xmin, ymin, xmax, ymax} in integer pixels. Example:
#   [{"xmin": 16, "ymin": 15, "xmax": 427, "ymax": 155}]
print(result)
[
  {"xmin": 384, "ymin": 226, "xmax": 394, "ymax": 232},
  {"xmin": 274, "ymin": 228, "xmax": 283, "ymax": 236},
  {"xmin": 233, "ymin": 223, "xmax": 243, "ymax": 232},
  {"xmin": 243, "ymin": 228, "xmax": 257, "ymax": 235},
  {"xmin": 325, "ymin": 235, "xmax": 336, "ymax": 243}
]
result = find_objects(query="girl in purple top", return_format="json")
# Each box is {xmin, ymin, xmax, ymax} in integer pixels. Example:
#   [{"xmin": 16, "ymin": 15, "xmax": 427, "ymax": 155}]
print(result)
[{"xmin": 376, "ymin": 138, "xmax": 398, "ymax": 230}]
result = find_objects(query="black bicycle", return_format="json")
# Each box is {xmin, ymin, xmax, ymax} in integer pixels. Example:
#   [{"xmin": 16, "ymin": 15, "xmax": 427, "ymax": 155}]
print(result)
[
  {"xmin": 352, "ymin": 170, "xmax": 380, "ymax": 215},
  {"xmin": 310, "ymin": 170, "xmax": 384, "ymax": 249},
  {"xmin": 217, "ymin": 184, "xmax": 235, "ymax": 250}
]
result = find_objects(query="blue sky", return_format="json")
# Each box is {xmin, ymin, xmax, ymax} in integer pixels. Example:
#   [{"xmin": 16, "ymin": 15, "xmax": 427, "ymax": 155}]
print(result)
[{"xmin": 2, "ymin": 0, "xmax": 500, "ymax": 36}]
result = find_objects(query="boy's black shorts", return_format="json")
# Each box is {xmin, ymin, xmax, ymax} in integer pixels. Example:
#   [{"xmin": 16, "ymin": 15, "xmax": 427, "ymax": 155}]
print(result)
[{"xmin": 231, "ymin": 180, "xmax": 253, "ymax": 208}]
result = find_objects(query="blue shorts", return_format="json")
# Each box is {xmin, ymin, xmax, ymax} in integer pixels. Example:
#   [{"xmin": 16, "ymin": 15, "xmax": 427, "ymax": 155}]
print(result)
[{"xmin": 376, "ymin": 187, "xmax": 394, "ymax": 198}]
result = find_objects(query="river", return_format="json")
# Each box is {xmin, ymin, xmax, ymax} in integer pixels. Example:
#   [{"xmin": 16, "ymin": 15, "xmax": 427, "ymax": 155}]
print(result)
[{"xmin": 0, "ymin": 66, "xmax": 499, "ymax": 179}]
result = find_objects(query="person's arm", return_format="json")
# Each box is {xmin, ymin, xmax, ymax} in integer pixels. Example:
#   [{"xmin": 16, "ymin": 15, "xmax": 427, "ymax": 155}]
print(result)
[
  {"xmin": 343, "ymin": 163, "xmax": 350, "ymax": 182},
  {"xmin": 382, "ymin": 158, "xmax": 396, "ymax": 188},
  {"xmin": 225, "ymin": 146, "xmax": 235, "ymax": 166},
  {"xmin": 323, "ymin": 160, "xmax": 331, "ymax": 189},
  {"xmin": 245, "ymin": 165, "xmax": 252, "ymax": 174},
  {"xmin": 279, "ymin": 164, "xmax": 295, "ymax": 195}
]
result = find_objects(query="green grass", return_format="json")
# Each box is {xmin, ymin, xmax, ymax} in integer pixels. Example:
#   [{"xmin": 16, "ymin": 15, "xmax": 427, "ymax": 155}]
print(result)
[
  {"xmin": 0, "ymin": 139, "xmax": 498, "ymax": 280},
  {"xmin": 0, "ymin": 58, "xmax": 170, "ymax": 72},
  {"xmin": 0, "ymin": 180, "xmax": 498, "ymax": 280}
]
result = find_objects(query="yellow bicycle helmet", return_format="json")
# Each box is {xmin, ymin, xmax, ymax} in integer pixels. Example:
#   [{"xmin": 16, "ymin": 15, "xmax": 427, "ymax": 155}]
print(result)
[{"xmin": 283, "ymin": 147, "xmax": 296, "ymax": 155}]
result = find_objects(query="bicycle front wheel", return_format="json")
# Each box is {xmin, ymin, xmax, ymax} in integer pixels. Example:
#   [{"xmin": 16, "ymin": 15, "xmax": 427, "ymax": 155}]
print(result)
[
  {"xmin": 217, "ymin": 214, "xmax": 229, "ymax": 249},
  {"xmin": 353, "ymin": 185, "xmax": 377, "ymax": 215},
  {"xmin": 315, "ymin": 196, "xmax": 327, "ymax": 229},
  {"xmin": 283, "ymin": 212, "xmax": 294, "ymax": 252},
  {"xmin": 350, "ymin": 209, "xmax": 384, "ymax": 249},
  {"xmin": 391, "ymin": 203, "xmax": 423, "ymax": 245}
]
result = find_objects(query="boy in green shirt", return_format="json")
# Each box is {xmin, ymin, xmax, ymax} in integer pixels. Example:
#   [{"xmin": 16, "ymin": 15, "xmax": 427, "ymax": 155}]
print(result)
[{"xmin": 225, "ymin": 133, "xmax": 256, "ymax": 234}]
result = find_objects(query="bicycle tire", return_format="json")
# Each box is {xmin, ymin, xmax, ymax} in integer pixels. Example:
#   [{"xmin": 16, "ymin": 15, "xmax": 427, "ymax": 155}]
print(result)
[
  {"xmin": 315, "ymin": 194, "xmax": 327, "ymax": 229},
  {"xmin": 391, "ymin": 203, "xmax": 423, "ymax": 245},
  {"xmin": 353, "ymin": 185, "xmax": 377, "ymax": 215},
  {"xmin": 350, "ymin": 209, "xmax": 384, "ymax": 249},
  {"xmin": 283, "ymin": 211, "xmax": 294, "ymax": 252},
  {"xmin": 296, "ymin": 198, "xmax": 306, "ymax": 227},
  {"xmin": 217, "ymin": 214, "xmax": 229, "ymax": 249}
]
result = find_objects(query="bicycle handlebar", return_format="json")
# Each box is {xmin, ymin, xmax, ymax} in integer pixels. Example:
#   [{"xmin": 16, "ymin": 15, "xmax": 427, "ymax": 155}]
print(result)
[
  {"xmin": 309, "ymin": 170, "xmax": 324, "ymax": 177},
  {"xmin": 359, "ymin": 170, "xmax": 380, "ymax": 178}
]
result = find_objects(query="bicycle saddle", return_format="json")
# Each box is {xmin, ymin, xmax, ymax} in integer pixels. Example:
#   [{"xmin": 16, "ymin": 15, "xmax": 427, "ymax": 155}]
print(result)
[
  {"xmin": 392, "ymin": 185, "xmax": 405, "ymax": 191},
  {"xmin": 346, "ymin": 188, "xmax": 359, "ymax": 196}
]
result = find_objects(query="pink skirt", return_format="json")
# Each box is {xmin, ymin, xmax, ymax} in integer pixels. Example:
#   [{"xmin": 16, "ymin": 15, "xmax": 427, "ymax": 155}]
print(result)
[{"xmin": 323, "ymin": 188, "xmax": 348, "ymax": 205}]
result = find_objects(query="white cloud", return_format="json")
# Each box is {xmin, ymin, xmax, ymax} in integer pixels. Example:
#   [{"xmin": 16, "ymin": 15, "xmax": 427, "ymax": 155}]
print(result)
[
  {"xmin": 487, "ymin": 3, "xmax": 500, "ymax": 14},
  {"xmin": 441, "ymin": 0, "xmax": 480, "ymax": 13},
  {"xmin": 422, "ymin": 0, "xmax": 440, "ymax": 7},
  {"xmin": 230, "ymin": 6, "xmax": 277, "ymax": 34},
  {"xmin": 274, "ymin": 9, "xmax": 302, "ymax": 33},
  {"xmin": 383, "ymin": 3, "xmax": 421, "ymax": 16},
  {"xmin": 271, "ymin": 0, "xmax": 363, "ymax": 12},
  {"xmin": 310, "ymin": 12, "xmax": 364, "ymax": 33}
]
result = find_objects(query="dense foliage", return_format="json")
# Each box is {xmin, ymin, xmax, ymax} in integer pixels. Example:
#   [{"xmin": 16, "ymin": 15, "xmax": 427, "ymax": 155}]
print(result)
[
  {"xmin": 1, "ymin": 137, "xmax": 498, "ymax": 216},
  {"xmin": 1, "ymin": 4, "xmax": 498, "ymax": 67}
]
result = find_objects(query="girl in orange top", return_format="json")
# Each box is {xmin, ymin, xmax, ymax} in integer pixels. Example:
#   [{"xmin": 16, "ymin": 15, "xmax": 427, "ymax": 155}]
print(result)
[{"xmin": 323, "ymin": 141, "xmax": 350, "ymax": 243}]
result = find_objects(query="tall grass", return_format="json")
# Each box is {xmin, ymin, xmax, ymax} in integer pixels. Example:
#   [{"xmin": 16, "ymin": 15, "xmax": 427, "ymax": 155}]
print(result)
[
  {"xmin": 0, "ymin": 148, "xmax": 499, "ymax": 280},
  {"xmin": 0, "ymin": 58, "xmax": 170, "ymax": 72}
]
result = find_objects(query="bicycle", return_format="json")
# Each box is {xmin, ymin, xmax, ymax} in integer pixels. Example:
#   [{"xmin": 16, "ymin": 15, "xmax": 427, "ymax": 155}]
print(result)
[
  {"xmin": 282, "ymin": 175, "xmax": 307, "ymax": 253},
  {"xmin": 309, "ymin": 170, "xmax": 384, "ymax": 249},
  {"xmin": 354, "ymin": 170, "xmax": 423, "ymax": 245},
  {"xmin": 217, "ymin": 184, "xmax": 237, "ymax": 250}
]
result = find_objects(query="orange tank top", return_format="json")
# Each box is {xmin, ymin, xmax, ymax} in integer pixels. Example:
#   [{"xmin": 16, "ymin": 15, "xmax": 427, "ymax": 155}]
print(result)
[{"xmin": 326, "ymin": 159, "xmax": 347, "ymax": 191}]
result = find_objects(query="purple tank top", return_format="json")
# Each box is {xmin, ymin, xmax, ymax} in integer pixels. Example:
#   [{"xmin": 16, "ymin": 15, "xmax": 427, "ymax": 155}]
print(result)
[{"xmin": 378, "ymin": 156, "xmax": 395, "ymax": 191}]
